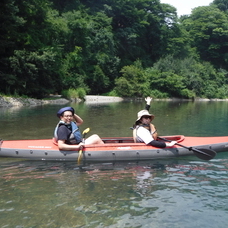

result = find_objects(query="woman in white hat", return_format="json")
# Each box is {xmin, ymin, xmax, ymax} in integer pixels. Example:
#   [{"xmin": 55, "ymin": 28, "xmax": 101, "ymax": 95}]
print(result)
[{"xmin": 132, "ymin": 97, "xmax": 176, "ymax": 148}]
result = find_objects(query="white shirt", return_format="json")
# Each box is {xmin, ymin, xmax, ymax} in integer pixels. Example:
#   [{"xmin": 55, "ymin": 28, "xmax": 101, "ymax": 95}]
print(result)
[{"xmin": 136, "ymin": 126, "xmax": 154, "ymax": 144}]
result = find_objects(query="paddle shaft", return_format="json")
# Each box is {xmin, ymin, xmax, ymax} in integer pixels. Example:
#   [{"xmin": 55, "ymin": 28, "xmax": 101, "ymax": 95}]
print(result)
[
  {"xmin": 78, "ymin": 128, "xmax": 90, "ymax": 164},
  {"xmin": 78, "ymin": 139, "xmax": 85, "ymax": 164},
  {"xmin": 173, "ymin": 142, "xmax": 210, "ymax": 156},
  {"xmin": 158, "ymin": 137, "xmax": 216, "ymax": 160}
]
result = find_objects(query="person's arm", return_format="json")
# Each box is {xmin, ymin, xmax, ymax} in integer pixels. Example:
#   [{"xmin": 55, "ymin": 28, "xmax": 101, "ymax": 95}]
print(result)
[
  {"xmin": 150, "ymin": 123, "xmax": 158, "ymax": 140},
  {"xmin": 73, "ymin": 113, "xmax": 83, "ymax": 126},
  {"xmin": 148, "ymin": 140, "xmax": 176, "ymax": 148},
  {"xmin": 58, "ymin": 140, "xmax": 84, "ymax": 150},
  {"xmin": 148, "ymin": 140, "xmax": 166, "ymax": 148},
  {"xmin": 145, "ymin": 97, "xmax": 152, "ymax": 111}
]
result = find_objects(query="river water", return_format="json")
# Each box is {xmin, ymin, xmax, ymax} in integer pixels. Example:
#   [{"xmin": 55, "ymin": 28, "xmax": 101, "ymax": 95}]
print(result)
[{"xmin": 0, "ymin": 100, "xmax": 228, "ymax": 227}]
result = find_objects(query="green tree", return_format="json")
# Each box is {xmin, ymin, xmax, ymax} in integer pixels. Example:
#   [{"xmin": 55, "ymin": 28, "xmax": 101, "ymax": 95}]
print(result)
[
  {"xmin": 115, "ymin": 60, "xmax": 150, "ymax": 97},
  {"xmin": 212, "ymin": 0, "xmax": 228, "ymax": 12},
  {"xmin": 108, "ymin": 0, "xmax": 181, "ymax": 66},
  {"xmin": 181, "ymin": 5, "xmax": 228, "ymax": 69},
  {"xmin": 62, "ymin": 9, "xmax": 119, "ymax": 94},
  {"xmin": 1, "ymin": 0, "xmax": 227, "ymax": 99},
  {"xmin": 9, "ymin": 49, "xmax": 62, "ymax": 98},
  {"xmin": 146, "ymin": 68, "xmax": 187, "ymax": 98},
  {"xmin": 0, "ymin": 0, "xmax": 64, "ymax": 97},
  {"xmin": 151, "ymin": 55, "xmax": 227, "ymax": 98}
]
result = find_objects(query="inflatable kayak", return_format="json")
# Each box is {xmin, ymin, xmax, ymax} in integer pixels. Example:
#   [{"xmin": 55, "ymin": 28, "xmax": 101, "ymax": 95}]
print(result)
[{"xmin": 0, "ymin": 135, "xmax": 228, "ymax": 162}]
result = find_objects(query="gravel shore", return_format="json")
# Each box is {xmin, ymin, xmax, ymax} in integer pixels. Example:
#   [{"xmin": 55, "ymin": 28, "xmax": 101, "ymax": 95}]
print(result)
[
  {"xmin": 0, "ymin": 95, "xmax": 124, "ymax": 107},
  {"xmin": 0, "ymin": 96, "xmax": 70, "ymax": 107},
  {"xmin": 0, "ymin": 95, "xmax": 226, "ymax": 107},
  {"xmin": 85, "ymin": 95, "xmax": 123, "ymax": 104}
]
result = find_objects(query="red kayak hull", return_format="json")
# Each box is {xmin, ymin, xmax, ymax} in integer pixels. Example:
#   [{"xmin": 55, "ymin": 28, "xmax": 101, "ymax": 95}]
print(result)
[{"xmin": 0, "ymin": 135, "xmax": 228, "ymax": 162}]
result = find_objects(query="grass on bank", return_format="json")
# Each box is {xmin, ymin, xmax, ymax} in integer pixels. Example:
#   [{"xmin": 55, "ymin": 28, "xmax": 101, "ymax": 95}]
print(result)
[{"xmin": 62, "ymin": 88, "xmax": 86, "ymax": 101}]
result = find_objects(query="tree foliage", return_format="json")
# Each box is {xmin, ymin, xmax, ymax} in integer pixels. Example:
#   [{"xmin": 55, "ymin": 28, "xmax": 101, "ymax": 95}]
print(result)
[
  {"xmin": 181, "ymin": 4, "xmax": 228, "ymax": 68},
  {"xmin": 0, "ymin": 0, "xmax": 227, "ymax": 98}
]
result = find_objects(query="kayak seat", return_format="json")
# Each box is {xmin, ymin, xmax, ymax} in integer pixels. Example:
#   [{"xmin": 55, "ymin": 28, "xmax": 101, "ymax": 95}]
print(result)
[
  {"xmin": 52, "ymin": 137, "xmax": 135, "ymax": 145},
  {"xmin": 103, "ymin": 137, "xmax": 135, "ymax": 144},
  {"xmin": 52, "ymin": 136, "xmax": 184, "ymax": 145}
]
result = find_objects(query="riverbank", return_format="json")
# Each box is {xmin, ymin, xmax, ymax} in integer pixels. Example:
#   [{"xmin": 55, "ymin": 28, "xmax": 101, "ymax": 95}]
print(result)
[
  {"xmin": 0, "ymin": 96, "xmax": 70, "ymax": 107},
  {"xmin": 0, "ymin": 95, "xmax": 227, "ymax": 107},
  {"xmin": 85, "ymin": 95, "xmax": 123, "ymax": 104},
  {"xmin": 0, "ymin": 95, "xmax": 123, "ymax": 107}
]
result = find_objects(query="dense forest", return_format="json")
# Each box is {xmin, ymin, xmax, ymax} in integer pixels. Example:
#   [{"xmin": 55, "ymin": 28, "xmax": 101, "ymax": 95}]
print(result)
[{"xmin": 0, "ymin": 0, "xmax": 228, "ymax": 99}]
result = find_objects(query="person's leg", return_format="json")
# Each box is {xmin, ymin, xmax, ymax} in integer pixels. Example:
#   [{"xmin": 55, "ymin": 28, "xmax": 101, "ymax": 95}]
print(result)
[{"xmin": 85, "ymin": 134, "xmax": 104, "ymax": 145}]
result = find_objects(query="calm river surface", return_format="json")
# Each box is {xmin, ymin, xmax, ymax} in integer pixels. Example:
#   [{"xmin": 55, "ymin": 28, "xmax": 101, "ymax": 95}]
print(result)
[{"xmin": 0, "ymin": 100, "xmax": 228, "ymax": 227}]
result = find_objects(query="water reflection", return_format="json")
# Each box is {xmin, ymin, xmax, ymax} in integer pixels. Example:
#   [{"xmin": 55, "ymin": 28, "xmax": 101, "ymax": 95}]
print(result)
[
  {"xmin": 1, "ymin": 157, "xmax": 228, "ymax": 227},
  {"xmin": 0, "ymin": 100, "xmax": 228, "ymax": 227},
  {"xmin": 0, "ymin": 100, "xmax": 228, "ymax": 140}
]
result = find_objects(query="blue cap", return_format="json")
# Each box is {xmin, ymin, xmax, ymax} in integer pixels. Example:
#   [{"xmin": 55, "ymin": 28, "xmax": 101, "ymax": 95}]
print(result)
[{"xmin": 57, "ymin": 107, "xmax": 75, "ymax": 118}]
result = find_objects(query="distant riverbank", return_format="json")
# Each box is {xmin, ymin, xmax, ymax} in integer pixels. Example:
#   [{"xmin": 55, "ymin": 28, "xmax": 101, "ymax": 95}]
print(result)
[
  {"xmin": 0, "ymin": 95, "xmax": 227, "ymax": 107},
  {"xmin": 0, "ymin": 96, "xmax": 70, "ymax": 107},
  {"xmin": 0, "ymin": 95, "xmax": 124, "ymax": 107}
]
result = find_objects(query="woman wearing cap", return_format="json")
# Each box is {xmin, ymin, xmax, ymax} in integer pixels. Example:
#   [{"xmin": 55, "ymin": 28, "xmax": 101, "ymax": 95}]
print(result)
[
  {"xmin": 132, "ymin": 97, "xmax": 176, "ymax": 148},
  {"xmin": 54, "ymin": 107, "xmax": 104, "ymax": 150}
]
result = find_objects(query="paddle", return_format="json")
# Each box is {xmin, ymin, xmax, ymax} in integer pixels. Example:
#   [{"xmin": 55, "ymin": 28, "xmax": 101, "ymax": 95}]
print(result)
[
  {"xmin": 78, "ymin": 128, "xmax": 90, "ymax": 164},
  {"xmin": 158, "ymin": 137, "xmax": 217, "ymax": 161}
]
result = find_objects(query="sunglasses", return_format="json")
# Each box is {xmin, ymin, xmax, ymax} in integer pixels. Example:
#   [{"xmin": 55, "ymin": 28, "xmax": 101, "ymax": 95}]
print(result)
[
  {"xmin": 142, "ymin": 116, "xmax": 151, "ymax": 119},
  {"xmin": 63, "ymin": 115, "xmax": 73, "ymax": 118}
]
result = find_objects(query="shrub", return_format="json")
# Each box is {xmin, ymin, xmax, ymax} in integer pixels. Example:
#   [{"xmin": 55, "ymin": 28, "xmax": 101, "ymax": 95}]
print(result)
[
  {"xmin": 61, "ymin": 88, "xmax": 86, "ymax": 101},
  {"xmin": 76, "ymin": 88, "xmax": 86, "ymax": 100},
  {"xmin": 105, "ymin": 90, "xmax": 119, "ymax": 97}
]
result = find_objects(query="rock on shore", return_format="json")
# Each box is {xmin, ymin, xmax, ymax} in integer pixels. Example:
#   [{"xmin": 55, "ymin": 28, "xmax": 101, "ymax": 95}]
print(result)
[
  {"xmin": 1, "ymin": 95, "xmax": 227, "ymax": 107},
  {"xmin": 0, "ymin": 96, "xmax": 70, "ymax": 107},
  {"xmin": 0, "ymin": 95, "xmax": 124, "ymax": 107},
  {"xmin": 85, "ymin": 95, "xmax": 123, "ymax": 103}
]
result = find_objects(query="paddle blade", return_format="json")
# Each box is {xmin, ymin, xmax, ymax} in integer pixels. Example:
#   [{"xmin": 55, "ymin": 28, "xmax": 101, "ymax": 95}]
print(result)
[
  {"xmin": 192, "ymin": 148, "xmax": 217, "ymax": 161},
  {"xmin": 83, "ymin": 128, "xmax": 90, "ymax": 135},
  {"xmin": 78, "ymin": 149, "xmax": 83, "ymax": 164}
]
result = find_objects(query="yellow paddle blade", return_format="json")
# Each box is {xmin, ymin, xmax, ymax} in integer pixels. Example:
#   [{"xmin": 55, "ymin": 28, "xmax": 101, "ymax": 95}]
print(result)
[
  {"xmin": 78, "ymin": 128, "xmax": 90, "ymax": 164},
  {"xmin": 82, "ymin": 128, "xmax": 90, "ymax": 135},
  {"xmin": 78, "ymin": 149, "xmax": 83, "ymax": 164}
]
